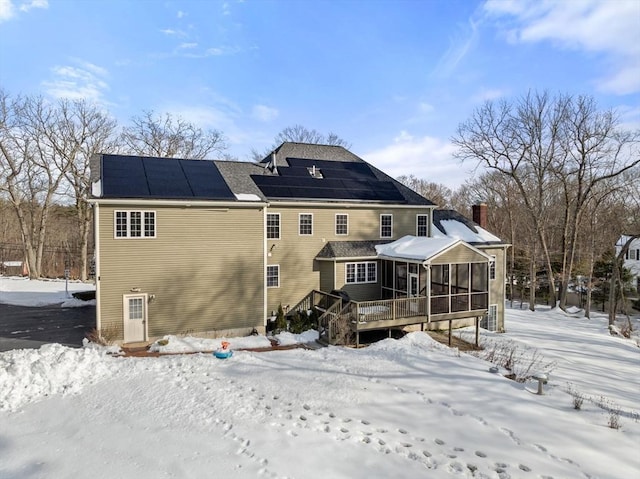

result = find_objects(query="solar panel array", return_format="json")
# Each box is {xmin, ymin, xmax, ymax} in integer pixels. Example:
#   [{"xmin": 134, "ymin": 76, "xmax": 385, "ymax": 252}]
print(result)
[
  {"xmin": 101, "ymin": 155, "xmax": 235, "ymax": 200},
  {"xmin": 251, "ymin": 158, "xmax": 405, "ymax": 202}
]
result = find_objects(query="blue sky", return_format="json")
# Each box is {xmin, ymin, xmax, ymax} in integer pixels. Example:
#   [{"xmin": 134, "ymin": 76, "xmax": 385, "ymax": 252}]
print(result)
[{"xmin": 1, "ymin": 0, "xmax": 638, "ymax": 188}]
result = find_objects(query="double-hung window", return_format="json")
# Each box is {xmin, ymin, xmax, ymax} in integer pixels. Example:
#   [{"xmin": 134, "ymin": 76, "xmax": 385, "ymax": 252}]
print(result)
[
  {"xmin": 380, "ymin": 214, "xmax": 393, "ymax": 238},
  {"xmin": 267, "ymin": 213, "xmax": 280, "ymax": 240},
  {"xmin": 346, "ymin": 261, "xmax": 377, "ymax": 284},
  {"xmin": 115, "ymin": 211, "xmax": 156, "ymax": 238},
  {"xmin": 335, "ymin": 214, "xmax": 348, "ymax": 235},
  {"xmin": 299, "ymin": 213, "xmax": 313, "ymax": 236},
  {"xmin": 266, "ymin": 265, "xmax": 280, "ymax": 288},
  {"xmin": 416, "ymin": 214, "xmax": 428, "ymax": 237}
]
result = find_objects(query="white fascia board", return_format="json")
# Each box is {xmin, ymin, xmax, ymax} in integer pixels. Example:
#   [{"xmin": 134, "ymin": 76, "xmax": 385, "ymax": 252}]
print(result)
[
  {"xmin": 268, "ymin": 201, "xmax": 435, "ymax": 209},
  {"xmin": 88, "ymin": 198, "xmax": 268, "ymax": 208}
]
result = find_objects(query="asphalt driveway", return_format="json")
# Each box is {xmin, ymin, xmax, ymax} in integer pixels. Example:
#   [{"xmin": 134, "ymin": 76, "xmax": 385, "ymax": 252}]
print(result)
[{"xmin": 0, "ymin": 303, "xmax": 95, "ymax": 352}]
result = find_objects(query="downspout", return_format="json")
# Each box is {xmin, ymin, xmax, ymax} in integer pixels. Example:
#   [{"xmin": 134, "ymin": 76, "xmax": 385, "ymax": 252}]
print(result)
[
  {"xmin": 263, "ymin": 206, "xmax": 268, "ymax": 329},
  {"xmin": 94, "ymin": 203, "xmax": 101, "ymax": 332}
]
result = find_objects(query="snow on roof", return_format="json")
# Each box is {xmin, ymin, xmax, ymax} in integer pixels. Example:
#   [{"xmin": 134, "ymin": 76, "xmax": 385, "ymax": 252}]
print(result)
[
  {"xmin": 375, "ymin": 235, "xmax": 459, "ymax": 262},
  {"xmin": 234, "ymin": 193, "xmax": 262, "ymax": 202},
  {"xmin": 431, "ymin": 218, "xmax": 501, "ymax": 243}
]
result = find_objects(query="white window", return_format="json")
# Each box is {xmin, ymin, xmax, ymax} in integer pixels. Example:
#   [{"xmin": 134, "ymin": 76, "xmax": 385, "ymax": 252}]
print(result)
[
  {"xmin": 114, "ymin": 211, "xmax": 156, "ymax": 238},
  {"xmin": 299, "ymin": 213, "xmax": 313, "ymax": 236},
  {"xmin": 267, "ymin": 213, "xmax": 280, "ymax": 239},
  {"xmin": 416, "ymin": 214, "xmax": 429, "ymax": 237},
  {"xmin": 336, "ymin": 214, "xmax": 348, "ymax": 235},
  {"xmin": 267, "ymin": 265, "xmax": 280, "ymax": 288},
  {"xmin": 489, "ymin": 255, "xmax": 496, "ymax": 280},
  {"xmin": 380, "ymin": 214, "xmax": 393, "ymax": 238},
  {"xmin": 128, "ymin": 297, "xmax": 144, "ymax": 320},
  {"xmin": 346, "ymin": 261, "xmax": 377, "ymax": 284}
]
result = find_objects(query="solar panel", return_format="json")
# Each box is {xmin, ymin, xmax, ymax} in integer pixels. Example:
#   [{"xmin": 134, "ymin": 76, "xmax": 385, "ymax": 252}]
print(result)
[
  {"xmin": 181, "ymin": 160, "xmax": 235, "ymax": 199},
  {"xmin": 100, "ymin": 154, "xmax": 235, "ymax": 200}
]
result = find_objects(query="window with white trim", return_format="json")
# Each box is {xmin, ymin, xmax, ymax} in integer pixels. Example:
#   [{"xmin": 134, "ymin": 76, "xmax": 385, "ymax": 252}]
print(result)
[
  {"xmin": 489, "ymin": 255, "xmax": 496, "ymax": 280},
  {"xmin": 299, "ymin": 213, "xmax": 313, "ymax": 236},
  {"xmin": 266, "ymin": 265, "xmax": 280, "ymax": 288},
  {"xmin": 380, "ymin": 214, "xmax": 393, "ymax": 238},
  {"xmin": 416, "ymin": 214, "xmax": 428, "ymax": 237},
  {"xmin": 267, "ymin": 213, "xmax": 280, "ymax": 239},
  {"xmin": 115, "ymin": 211, "xmax": 156, "ymax": 238},
  {"xmin": 335, "ymin": 214, "xmax": 348, "ymax": 235},
  {"xmin": 346, "ymin": 261, "xmax": 377, "ymax": 284}
]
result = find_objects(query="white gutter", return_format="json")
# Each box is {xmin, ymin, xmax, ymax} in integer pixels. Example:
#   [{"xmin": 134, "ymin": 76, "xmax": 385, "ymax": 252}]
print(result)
[
  {"xmin": 268, "ymin": 201, "xmax": 436, "ymax": 209},
  {"xmin": 88, "ymin": 198, "xmax": 267, "ymax": 208}
]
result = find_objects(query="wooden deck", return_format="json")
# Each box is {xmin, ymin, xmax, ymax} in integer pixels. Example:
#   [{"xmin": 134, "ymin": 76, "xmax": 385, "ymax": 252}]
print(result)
[{"xmin": 289, "ymin": 290, "xmax": 486, "ymax": 348}]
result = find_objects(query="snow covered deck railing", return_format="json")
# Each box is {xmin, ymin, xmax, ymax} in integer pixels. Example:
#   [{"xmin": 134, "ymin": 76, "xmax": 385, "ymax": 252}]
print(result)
[{"xmin": 350, "ymin": 297, "xmax": 427, "ymax": 323}]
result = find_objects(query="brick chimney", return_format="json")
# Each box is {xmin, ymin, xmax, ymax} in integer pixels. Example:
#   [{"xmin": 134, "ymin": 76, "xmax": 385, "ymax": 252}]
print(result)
[{"xmin": 472, "ymin": 203, "xmax": 487, "ymax": 229}]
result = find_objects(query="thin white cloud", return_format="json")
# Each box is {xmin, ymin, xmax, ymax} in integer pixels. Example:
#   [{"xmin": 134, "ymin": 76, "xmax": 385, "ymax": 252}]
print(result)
[
  {"xmin": 177, "ymin": 10, "xmax": 185, "ymax": 19},
  {"xmin": 483, "ymin": 0, "xmax": 640, "ymax": 94},
  {"xmin": 0, "ymin": 0, "xmax": 47, "ymax": 22},
  {"xmin": 160, "ymin": 28, "xmax": 187, "ymax": 37},
  {"xmin": 433, "ymin": 18, "xmax": 479, "ymax": 78},
  {"xmin": 19, "ymin": 0, "xmax": 46, "ymax": 12},
  {"xmin": 471, "ymin": 87, "xmax": 507, "ymax": 103},
  {"xmin": 179, "ymin": 42, "xmax": 198, "ymax": 49},
  {"xmin": 42, "ymin": 59, "xmax": 109, "ymax": 104},
  {"xmin": 0, "ymin": 0, "xmax": 15, "ymax": 21},
  {"xmin": 363, "ymin": 133, "xmax": 467, "ymax": 189},
  {"xmin": 251, "ymin": 104, "xmax": 279, "ymax": 122}
]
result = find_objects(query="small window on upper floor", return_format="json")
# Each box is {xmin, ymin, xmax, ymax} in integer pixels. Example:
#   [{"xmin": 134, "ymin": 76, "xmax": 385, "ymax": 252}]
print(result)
[
  {"xmin": 380, "ymin": 214, "xmax": 393, "ymax": 238},
  {"xmin": 336, "ymin": 214, "xmax": 348, "ymax": 235},
  {"xmin": 267, "ymin": 213, "xmax": 280, "ymax": 240},
  {"xmin": 416, "ymin": 214, "xmax": 429, "ymax": 237},
  {"xmin": 115, "ymin": 211, "xmax": 156, "ymax": 239},
  {"xmin": 299, "ymin": 213, "xmax": 313, "ymax": 236}
]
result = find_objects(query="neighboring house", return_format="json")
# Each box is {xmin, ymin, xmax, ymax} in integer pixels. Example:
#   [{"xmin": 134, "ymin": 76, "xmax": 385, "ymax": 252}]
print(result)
[
  {"xmin": 616, "ymin": 236, "xmax": 640, "ymax": 294},
  {"xmin": 90, "ymin": 143, "xmax": 509, "ymax": 345}
]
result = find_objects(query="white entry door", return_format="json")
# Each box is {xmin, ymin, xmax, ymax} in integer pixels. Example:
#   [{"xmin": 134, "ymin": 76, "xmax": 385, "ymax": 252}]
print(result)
[
  {"xmin": 123, "ymin": 294, "xmax": 147, "ymax": 343},
  {"xmin": 409, "ymin": 273, "xmax": 419, "ymax": 297}
]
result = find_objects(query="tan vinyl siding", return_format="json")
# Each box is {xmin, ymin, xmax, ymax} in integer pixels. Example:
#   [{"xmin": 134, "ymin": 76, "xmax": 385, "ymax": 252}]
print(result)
[
  {"xmin": 318, "ymin": 261, "xmax": 335, "ymax": 292},
  {"xmin": 482, "ymin": 246, "xmax": 507, "ymax": 331},
  {"xmin": 265, "ymin": 205, "xmax": 431, "ymax": 313},
  {"xmin": 97, "ymin": 204, "xmax": 264, "ymax": 340},
  {"xmin": 433, "ymin": 244, "xmax": 488, "ymax": 264},
  {"xmin": 334, "ymin": 261, "xmax": 381, "ymax": 301}
]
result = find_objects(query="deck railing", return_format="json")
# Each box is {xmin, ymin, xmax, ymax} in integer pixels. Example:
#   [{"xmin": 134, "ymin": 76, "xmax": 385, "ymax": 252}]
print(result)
[{"xmin": 350, "ymin": 297, "xmax": 427, "ymax": 323}]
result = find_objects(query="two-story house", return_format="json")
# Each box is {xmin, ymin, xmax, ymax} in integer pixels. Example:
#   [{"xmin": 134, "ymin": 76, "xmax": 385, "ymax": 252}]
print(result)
[
  {"xmin": 616, "ymin": 235, "xmax": 640, "ymax": 294},
  {"xmin": 90, "ymin": 142, "xmax": 509, "ymax": 345}
]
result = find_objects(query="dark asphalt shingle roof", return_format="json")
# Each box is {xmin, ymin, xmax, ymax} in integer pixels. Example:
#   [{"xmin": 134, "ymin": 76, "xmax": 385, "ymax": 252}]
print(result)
[{"xmin": 316, "ymin": 240, "xmax": 392, "ymax": 259}]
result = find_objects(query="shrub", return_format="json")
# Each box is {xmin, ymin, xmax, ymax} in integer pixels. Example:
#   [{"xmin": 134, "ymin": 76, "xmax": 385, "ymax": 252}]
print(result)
[
  {"xmin": 275, "ymin": 304, "xmax": 287, "ymax": 332},
  {"xmin": 85, "ymin": 326, "xmax": 118, "ymax": 346}
]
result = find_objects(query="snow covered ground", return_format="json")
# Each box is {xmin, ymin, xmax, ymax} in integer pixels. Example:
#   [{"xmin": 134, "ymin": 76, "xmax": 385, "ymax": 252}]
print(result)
[
  {"xmin": 0, "ymin": 276, "xmax": 95, "ymax": 307},
  {"xmin": 1, "ymin": 279, "xmax": 639, "ymax": 478}
]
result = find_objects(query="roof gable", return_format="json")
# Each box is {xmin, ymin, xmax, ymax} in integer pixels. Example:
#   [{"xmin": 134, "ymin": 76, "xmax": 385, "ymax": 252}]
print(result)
[{"xmin": 375, "ymin": 235, "xmax": 491, "ymax": 263}]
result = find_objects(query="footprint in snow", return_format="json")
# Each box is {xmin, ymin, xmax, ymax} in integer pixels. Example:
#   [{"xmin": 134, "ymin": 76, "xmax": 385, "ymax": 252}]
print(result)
[{"xmin": 434, "ymin": 438, "xmax": 445, "ymax": 445}]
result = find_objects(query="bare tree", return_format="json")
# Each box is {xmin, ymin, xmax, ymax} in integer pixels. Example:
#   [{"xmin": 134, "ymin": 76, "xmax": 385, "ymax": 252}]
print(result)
[
  {"xmin": 251, "ymin": 124, "xmax": 350, "ymax": 161},
  {"xmin": 50, "ymin": 99, "xmax": 118, "ymax": 280},
  {"xmin": 453, "ymin": 91, "xmax": 640, "ymax": 311},
  {"xmin": 553, "ymin": 96, "xmax": 640, "ymax": 310},
  {"xmin": 396, "ymin": 175, "xmax": 452, "ymax": 207},
  {"xmin": 453, "ymin": 91, "xmax": 567, "ymax": 308},
  {"xmin": 120, "ymin": 110, "xmax": 227, "ymax": 159},
  {"xmin": 0, "ymin": 90, "xmax": 72, "ymax": 278}
]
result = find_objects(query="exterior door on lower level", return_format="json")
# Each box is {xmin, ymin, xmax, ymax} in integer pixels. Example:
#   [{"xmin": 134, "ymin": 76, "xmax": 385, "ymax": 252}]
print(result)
[{"xmin": 123, "ymin": 294, "xmax": 147, "ymax": 343}]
